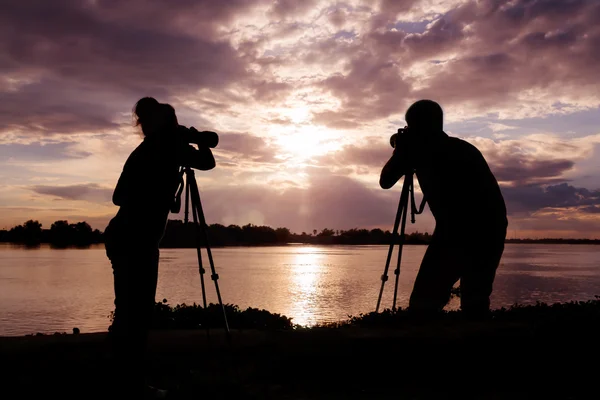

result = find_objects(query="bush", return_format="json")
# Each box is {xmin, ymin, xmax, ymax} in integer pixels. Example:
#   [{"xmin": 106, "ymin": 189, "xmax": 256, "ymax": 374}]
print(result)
[
  {"xmin": 319, "ymin": 296, "xmax": 600, "ymax": 329},
  {"xmin": 108, "ymin": 296, "xmax": 600, "ymax": 332},
  {"xmin": 109, "ymin": 299, "xmax": 295, "ymax": 330}
]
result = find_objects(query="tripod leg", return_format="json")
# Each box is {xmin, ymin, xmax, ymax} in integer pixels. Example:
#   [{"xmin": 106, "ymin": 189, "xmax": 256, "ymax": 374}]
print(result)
[
  {"xmin": 184, "ymin": 170, "xmax": 190, "ymax": 223},
  {"xmin": 189, "ymin": 175, "xmax": 231, "ymax": 338},
  {"xmin": 376, "ymin": 175, "xmax": 410, "ymax": 312},
  {"xmin": 187, "ymin": 172, "xmax": 208, "ymax": 310},
  {"xmin": 392, "ymin": 175, "xmax": 412, "ymax": 310},
  {"xmin": 192, "ymin": 202, "xmax": 208, "ymax": 309}
]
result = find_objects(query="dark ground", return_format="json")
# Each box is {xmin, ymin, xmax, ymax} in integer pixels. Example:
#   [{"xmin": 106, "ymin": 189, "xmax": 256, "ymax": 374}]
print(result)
[{"xmin": 1, "ymin": 316, "xmax": 599, "ymax": 399}]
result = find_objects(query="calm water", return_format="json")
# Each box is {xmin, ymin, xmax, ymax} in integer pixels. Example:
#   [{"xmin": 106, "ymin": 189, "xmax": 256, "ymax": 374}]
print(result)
[{"xmin": 1, "ymin": 243, "xmax": 599, "ymax": 336}]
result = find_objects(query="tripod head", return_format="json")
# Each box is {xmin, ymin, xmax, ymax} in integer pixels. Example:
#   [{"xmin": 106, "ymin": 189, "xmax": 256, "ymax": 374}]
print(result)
[{"xmin": 171, "ymin": 166, "xmax": 197, "ymax": 219}]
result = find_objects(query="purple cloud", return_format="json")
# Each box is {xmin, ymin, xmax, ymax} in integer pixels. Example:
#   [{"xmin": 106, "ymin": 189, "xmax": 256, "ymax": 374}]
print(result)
[
  {"xmin": 0, "ymin": 0, "xmax": 291, "ymax": 136},
  {"xmin": 30, "ymin": 184, "xmax": 113, "ymax": 203},
  {"xmin": 309, "ymin": 0, "xmax": 600, "ymax": 128},
  {"xmin": 503, "ymin": 183, "xmax": 600, "ymax": 214}
]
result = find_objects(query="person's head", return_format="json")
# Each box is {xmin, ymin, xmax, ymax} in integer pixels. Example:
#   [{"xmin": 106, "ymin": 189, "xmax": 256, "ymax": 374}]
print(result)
[
  {"xmin": 133, "ymin": 97, "xmax": 178, "ymax": 138},
  {"xmin": 405, "ymin": 100, "xmax": 444, "ymax": 133},
  {"xmin": 158, "ymin": 103, "xmax": 178, "ymax": 130}
]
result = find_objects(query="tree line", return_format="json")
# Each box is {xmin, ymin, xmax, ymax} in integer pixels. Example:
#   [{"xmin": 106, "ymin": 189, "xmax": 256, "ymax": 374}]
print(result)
[
  {"xmin": 0, "ymin": 220, "xmax": 103, "ymax": 247},
  {"xmin": 2, "ymin": 219, "xmax": 599, "ymax": 247},
  {"xmin": 159, "ymin": 220, "xmax": 432, "ymax": 247},
  {"xmin": 0, "ymin": 219, "xmax": 431, "ymax": 247}
]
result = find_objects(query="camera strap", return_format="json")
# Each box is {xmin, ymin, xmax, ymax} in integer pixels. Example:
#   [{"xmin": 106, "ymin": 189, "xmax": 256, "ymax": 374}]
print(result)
[
  {"xmin": 409, "ymin": 176, "xmax": 427, "ymax": 224},
  {"xmin": 171, "ymin": 167, "xmax": 185, "ymax": 213}
]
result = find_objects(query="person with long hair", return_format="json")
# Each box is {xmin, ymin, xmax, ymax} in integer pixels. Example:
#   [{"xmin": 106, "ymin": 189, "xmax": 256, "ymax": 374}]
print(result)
[{"xmin": 104, "ymin": 97, "xmax": 216, "ymax": 397}]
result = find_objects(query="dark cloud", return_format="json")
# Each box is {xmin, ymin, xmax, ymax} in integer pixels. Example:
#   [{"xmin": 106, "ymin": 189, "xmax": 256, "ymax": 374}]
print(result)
[
  {"xmin": 503, "ymin": 182, "xmax": 600, "ymax": 214},
  {"xmin": 0, "ymin": 0, "xmax": 290, "ymax": 136},
  {"xmin": 0, "ymin": 1, "xmax": 250, "ymax": 93},
  {"xmin": 30, "ymin": 184, "xmax": 113, "ymax": 203},
  {"xmin": 492, "ymin": 159, "xmax": 575, "ymax": 186},
  {"xmin": 579, "ymin": 205, "xmax": 600, "ymax": 214},
  {"xmin": 463, "ymin": 136, "xmax": 583, "ymax": 186}
]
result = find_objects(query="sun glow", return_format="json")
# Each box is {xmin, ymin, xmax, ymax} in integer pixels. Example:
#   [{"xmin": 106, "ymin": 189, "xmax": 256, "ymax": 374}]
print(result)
[
  {"xmin": 273, "ymin": 124, "xmax": 342, "ymax": 162},
  {"xmin": 288, "ymin": 247, "xmax": 324, "ymax": 326}
]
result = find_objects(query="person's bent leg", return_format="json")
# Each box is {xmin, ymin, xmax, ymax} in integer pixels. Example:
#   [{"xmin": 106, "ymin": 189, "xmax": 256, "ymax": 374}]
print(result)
[
  {"xmin": 460, "ymin": 232, "xmax": 505, "ymax": 319},
  {"xmin": 408, "ymin": 240, "xmax": 462, "ymax": 316}
]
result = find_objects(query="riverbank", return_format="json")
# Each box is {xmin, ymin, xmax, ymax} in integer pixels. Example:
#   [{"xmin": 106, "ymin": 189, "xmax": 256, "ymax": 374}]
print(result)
[{"xmin": 2, "ymin": 299, "xmax": 599, "ymax": 399}]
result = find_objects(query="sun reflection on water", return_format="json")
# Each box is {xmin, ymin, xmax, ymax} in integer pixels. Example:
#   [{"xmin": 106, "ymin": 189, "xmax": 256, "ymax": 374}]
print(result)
[{"xmin": 288, "ymin": 247, "xmax": 324, "ymax": 327}]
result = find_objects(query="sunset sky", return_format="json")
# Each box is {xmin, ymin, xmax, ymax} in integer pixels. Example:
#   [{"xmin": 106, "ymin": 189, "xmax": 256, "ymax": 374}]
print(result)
[{"xmin": 1, "ymin": 0, "xmax": 600, "ymax": 238}]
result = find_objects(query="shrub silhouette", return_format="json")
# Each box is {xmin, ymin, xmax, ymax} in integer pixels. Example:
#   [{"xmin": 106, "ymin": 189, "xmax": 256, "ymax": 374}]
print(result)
[
  {"xmin": 107, "ymin": 296, "xmax": 600, "ymax": 332},
  {"xmin": 109, "ymin": 299, "xmax": 295, "ymax": 330}
]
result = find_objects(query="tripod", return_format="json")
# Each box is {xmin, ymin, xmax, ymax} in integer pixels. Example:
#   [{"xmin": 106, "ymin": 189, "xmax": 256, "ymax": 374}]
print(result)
[
  {"xmin": 174, "ymin": 166, "xmax": 231, "ymax": 339},
  {"xmin": 375, "ymin": 171, "xmax": 426, "ymax": 312}
]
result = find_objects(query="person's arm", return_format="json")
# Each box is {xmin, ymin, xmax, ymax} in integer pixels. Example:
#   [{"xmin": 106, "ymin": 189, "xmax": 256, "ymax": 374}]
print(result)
[
  {"xmin": 183, "ymin": 144, "xmax": 216, "ymax": 170},
  {"xmin": 380, "ymin": 149, "xmax": 408, "ymax": 189}
]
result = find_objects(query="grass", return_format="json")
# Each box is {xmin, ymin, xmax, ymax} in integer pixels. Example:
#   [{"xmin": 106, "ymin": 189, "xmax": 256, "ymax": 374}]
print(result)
[
  {"xmin": 4, "ymin": 297, "xmax": 600, "ymax": 399},
  {"xmin": 103, "ymin": 295, "xmax": 600, "ymax": 332}
]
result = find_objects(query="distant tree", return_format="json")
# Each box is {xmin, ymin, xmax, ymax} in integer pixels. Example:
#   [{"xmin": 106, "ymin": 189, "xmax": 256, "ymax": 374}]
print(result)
[
  {"xmin": 22, "ymin": 220, "xmax": 42, "ymax": 245},
  {"xmin": 370, "ymin": 228, "xmax": 385, "ymax": 243},
  {"xmin": 313, "ymin": 229, "xmax": 317, "ymax": 236},
  {"xmin": 275, "ymin": 227, "xmax": 291, "ymax": 243},
  {"xmin": 72, "ymin": 221, "xmax": 93, "ymax": 246},
  {"xmin": 226, "ymin": 224, "xmax": 243, "ymax": 243},
  {"xmin": 318, "ymin": 228, "xmax": 335, "ymax": 237},
  {"xmin": 48, "ymin": 220, "xmax": 99, "ymax": 247},
  {"xmin": 50, "ymin": 220, "xmax": 72, "ymax": 247}
]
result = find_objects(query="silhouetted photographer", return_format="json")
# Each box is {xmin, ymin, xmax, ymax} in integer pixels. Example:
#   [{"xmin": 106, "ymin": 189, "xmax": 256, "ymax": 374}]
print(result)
[
  {"xmin": 380, "ymin": 100, "xmax": 507, "ymax": 318},
  {"xmin": 104, "ymin": 97, "xmax": 217, "ymax": 397}
]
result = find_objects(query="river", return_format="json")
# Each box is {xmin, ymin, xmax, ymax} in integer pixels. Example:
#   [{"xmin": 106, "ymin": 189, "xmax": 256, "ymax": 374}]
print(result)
[{"xmin": 1, "ymin": 243, "xmax": 599, "ymax": 336}]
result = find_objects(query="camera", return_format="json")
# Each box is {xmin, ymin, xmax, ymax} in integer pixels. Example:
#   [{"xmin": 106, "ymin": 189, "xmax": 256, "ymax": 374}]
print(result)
[
  {"xmin": 175, "ymin": 125, "xmax": 219, "ymax": 170},
  {"xmin": 390, "ymin": 126, "xmax": 409, "ymax": 148},
  {"xmin": 176, "ymin": 125, "xmax": 219, "ymax": 148}
]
